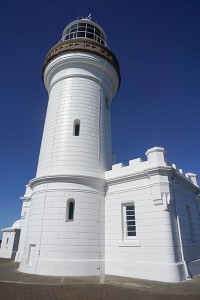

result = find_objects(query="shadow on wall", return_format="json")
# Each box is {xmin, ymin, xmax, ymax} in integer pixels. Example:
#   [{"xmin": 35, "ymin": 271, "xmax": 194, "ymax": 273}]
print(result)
[{"xmin": 11, "ymin": 230, "xmax": 20, "ymax": 260}]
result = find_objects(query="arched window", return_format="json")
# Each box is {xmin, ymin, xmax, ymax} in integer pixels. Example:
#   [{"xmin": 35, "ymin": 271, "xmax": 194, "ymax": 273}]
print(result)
[
  {"xmin": 66, "ymin": 199, "xmax": 75, "ymax": 221},
  {"xmin": 74, "ymin": 119, "xmax": 80, "ymax": 136}
]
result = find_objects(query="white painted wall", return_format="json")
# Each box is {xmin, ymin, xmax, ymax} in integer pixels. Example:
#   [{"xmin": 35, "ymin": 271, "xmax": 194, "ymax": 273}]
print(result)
[
  {"xmin": 105, "ymin": 147, "xmax": 200, "ymax": 282},
  {"xmin": 0, "ymin": 220, "xmax": 21, "ymax": 259},
  {"xmin": 19, "ymin": 180, "xmax": 105, "ymax": 275},
  {"xmin": 0, "ymin": 230, "xmax": 16, "ymax": 259},
  {"xmin": 36, "ymin": 52, "xmax": 118, "ymax": 178},
  {"xmin": 15, "ymin": 185, "xmax": 31, "ymax": 262},
  {"xmin": 19, "ymin": 51, "xmax": 119, "ymax": 276}
]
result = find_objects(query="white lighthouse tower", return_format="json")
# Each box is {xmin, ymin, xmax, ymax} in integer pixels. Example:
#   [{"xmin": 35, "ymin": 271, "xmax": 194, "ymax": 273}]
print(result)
[{"xmin": 19, "ymin": 18, "xmax": 120, "ymax": 276}]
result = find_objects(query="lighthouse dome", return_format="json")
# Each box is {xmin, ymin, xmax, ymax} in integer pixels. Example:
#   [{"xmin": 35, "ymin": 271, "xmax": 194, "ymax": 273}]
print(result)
[
  {"xmin": 12, "ymin": 219, "xmax": 22, "ymax": 230},
  {"xmin": 61, "ymin": 18, "xmax": 107, "ymax": 47}
]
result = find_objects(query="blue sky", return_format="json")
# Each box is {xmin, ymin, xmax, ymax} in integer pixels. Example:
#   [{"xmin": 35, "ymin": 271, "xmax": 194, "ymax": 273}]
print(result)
[{"xmin": 0, "ymin": 0, "xmax": 200, "ymax": 238}]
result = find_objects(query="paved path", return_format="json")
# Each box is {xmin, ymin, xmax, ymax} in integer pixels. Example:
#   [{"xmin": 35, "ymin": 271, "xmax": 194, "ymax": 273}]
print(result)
[{"xmin": 0, "ymin": 258, "xmax": 200, "ymax": 299}]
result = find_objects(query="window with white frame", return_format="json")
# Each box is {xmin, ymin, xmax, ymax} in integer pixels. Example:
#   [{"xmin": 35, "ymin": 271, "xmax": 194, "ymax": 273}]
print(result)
[{"xmin": 122, "ymin": 203, "xmax": 136, "ymax": 238}]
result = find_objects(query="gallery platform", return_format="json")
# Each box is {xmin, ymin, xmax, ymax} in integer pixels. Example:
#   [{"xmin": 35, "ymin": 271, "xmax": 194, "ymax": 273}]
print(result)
[{"xmin": 0, "ymin": 258, "xmax": 200, "ymax": 300}]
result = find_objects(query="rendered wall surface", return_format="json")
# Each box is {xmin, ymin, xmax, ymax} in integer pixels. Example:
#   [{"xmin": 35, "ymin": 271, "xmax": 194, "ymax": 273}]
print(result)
[
  {"xmin": 36, "ymin": 53, "xmax": 117, "ymax": 178},
  {"xmin": 19, "ymin": 180, "xmax": 105, "ymax": 275},
  {"xmin": 19, "ymin": 51, "xmax": 119, "ymax": 276},
  {"xmin": 15, "ymin": 187, "xmax": 31, "ymax": 262},
  {"xmin": 0, "ymin": 230, "xmax": 20, "ymax": 259},
  {"xmin": 172, "ymin": 179, "xmax": 200, "ymax": 276},
  {"xmin": 105, "ymin": 147, "xmax": 200, "ymax": 282}
]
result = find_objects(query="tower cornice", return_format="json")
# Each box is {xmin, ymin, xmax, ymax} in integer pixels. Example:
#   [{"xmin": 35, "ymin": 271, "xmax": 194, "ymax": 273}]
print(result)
[
  {"xmin": 29, "ymin": 174, "xmax": 106, "ymax": 192},
  {"xmin": 42, "ymin": 38, "xmax": 121, "ymax": 86}
]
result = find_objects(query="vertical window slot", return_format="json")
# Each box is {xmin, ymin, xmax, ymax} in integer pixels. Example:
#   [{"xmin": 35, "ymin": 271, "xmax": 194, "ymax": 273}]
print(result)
[
  {"xmin": 66, "ymin": 199, "xmax": 75, "ymax": 221},
  {"xmin": 74, "ymin": 120, "xmax": 80, "ymax": 136}
]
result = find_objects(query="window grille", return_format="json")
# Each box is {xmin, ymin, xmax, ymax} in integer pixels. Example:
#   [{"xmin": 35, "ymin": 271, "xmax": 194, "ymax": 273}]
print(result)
[
  {"xmin": 126, "ymin": 205, "xmax": 136, "ymax": 237},
  {"xmin": 122, "ymin": 203, "xmax": 136, "ymax": 239}
]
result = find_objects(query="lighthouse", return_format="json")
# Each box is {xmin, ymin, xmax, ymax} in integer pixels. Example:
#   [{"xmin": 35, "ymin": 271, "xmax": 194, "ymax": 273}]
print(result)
[
  {"xmin": 19, "ymin": 18, "xmax": 120, "ymax": 276},
  {"xmin": 6, "ymin": 15, "xmax": 199, "ymax": 283}
]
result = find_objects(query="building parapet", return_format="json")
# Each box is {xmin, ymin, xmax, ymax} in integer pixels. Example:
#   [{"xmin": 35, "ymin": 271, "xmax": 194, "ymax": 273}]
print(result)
[{"xmin": 106, "ymin": 147, "xmax": 199, "ymax": 187}]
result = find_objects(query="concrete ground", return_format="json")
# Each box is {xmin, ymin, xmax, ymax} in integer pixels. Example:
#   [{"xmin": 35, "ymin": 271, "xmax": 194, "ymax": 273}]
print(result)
[{"xmin": 0, "ymin": 258, "xmax": 200, "ymax": 300}]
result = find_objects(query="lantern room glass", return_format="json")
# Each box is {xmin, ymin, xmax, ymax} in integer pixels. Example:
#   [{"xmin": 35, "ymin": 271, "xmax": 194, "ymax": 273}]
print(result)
[{"xmin": 61, "ymin": 20, "xmax": 108, "ymax": 47}]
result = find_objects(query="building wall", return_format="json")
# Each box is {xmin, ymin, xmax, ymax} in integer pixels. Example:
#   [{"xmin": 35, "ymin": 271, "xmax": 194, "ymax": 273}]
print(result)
[
  {"xmin": 172, "ymin": 179, "xmax": 200, "ymax": 276},
  {"xmin": 19, "ymin": 179, "xmax": 105, "ymax": 276},
  {"xmin": 105, "ymin": 147, "xmax": 200, "ymax": 282},
  {"xmin": 15, "ymin": 198, "xmax": 31, "ymax": 262},
  {"xmin": 37, "ymin": 53, "xmax": 117, "ymax": 178},
  {"xmin": 0, "ymin": 230, "xmax": 20, "ymax": 259},
  {"xmin": 19, "ymin": 52, "xmax": 118, "ymax": 276}
]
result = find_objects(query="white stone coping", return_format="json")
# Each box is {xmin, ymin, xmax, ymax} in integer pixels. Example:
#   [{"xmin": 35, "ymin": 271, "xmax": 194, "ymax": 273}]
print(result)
[{"xmin": 106, "ymin": 147, "xmax": 199, "ymax": 188}]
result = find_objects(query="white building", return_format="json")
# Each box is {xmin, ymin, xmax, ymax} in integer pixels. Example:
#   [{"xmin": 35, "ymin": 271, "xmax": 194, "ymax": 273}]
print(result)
[
  {"xmin": 0, "ymin": 220, "xmax": 21, "ymax": 259},
  {"xmin": 1, "ymin": 18, "xmax": 200, "ymax": 283}
]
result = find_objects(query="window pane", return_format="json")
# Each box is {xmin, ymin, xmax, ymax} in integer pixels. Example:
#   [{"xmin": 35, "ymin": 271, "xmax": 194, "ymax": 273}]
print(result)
[
  {"xmin": 127, "ymin": 216, "xmax": 135, "ymax": 220},
  {"xmin": 68, "ymin": 202, "xmax": 74, "ymax": 220},
  {"xmin": 78, "ymin": 26, "xmax": 86, "ymax": 31},
  {"xmin": 125, "ymin": 204, "xmax": 136, "ymax": 237},
  {"xmin": 86, "ymin": 32, "xmax": 93, "ymax": 39},
  {"xmin": 78, "ymin": 22, "xmax": 86, "ymax": 27},
  {"xmin": 126, "ymin": 206, "xmax": 134, "ymax": 211},
  {"xmin": 95, "ymin": 28, "xmax": 101, "ymax": 35},
  {"xmin": 71, "ymin": 24, "xmax": 77, "ymax": 30},
  {"xmin": 77, "ymin": 31, "xmax": 85, "ymax": 38},
  {"xmin": 75, "ymin": 124, "xmax": 80, "ymax": 136},
  {"xmin": 87, "ymin": 27, "xmax": 94, "ymax": 33},
  {"xmin": 127, "ymin": 225, "xmax": 136, "ymax": 231},
  {"xmin": 128, "ymin": 231, "xmax": 136, "ymax": 236},
  {"xmin": 68, "ymin": 28, "xmax": 76, "ymax": 33},
  {"xmin": 95, "ymin": 32, "xmax": 101, "ymax": 39},
  {"xmin": 87, "ymin": 24, "xmax": 94, "ymax": 29},
  {"xmin": 127, "ymin": 221, "xmax": 135, "ymax": 226},
  {"xmin": 127, "ymin": 210, "xmax": 134, "ymax": 215}
]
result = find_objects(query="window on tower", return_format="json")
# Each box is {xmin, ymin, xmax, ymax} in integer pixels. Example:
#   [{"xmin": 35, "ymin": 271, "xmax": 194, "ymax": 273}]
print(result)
[
  {"xmin": 74, "ymin": 119, "xmax": 80, "ymax": 136},
  {"xmin": 66, "ymin": 199, "xmax": 75, "ymax": 221}
]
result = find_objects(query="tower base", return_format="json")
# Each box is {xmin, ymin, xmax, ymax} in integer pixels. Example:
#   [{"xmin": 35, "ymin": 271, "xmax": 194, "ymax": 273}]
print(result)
[{"xmin": 19, "ymin": 258, "xmax": 104, "ymax": 276}]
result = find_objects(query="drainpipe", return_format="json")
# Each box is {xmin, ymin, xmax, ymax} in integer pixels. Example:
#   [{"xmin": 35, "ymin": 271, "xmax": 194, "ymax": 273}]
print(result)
[{"xmin": 171, "ymin": 177, "xmax": 191, "ymax": 280}]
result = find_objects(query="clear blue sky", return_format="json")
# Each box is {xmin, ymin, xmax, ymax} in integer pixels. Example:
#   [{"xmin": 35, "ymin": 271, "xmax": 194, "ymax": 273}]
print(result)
[{"xmin": 0, "ymin": 0, "xmax": 200, "ymax": 238}]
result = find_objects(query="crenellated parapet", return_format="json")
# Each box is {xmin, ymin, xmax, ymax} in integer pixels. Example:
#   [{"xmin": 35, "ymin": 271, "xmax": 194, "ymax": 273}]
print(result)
[{"xmin": 106, "ymin": 147, "xmax": 199, "ymax": 188}]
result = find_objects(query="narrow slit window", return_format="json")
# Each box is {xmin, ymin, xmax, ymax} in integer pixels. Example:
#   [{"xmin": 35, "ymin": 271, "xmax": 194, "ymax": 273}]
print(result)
[
  {"xmin": 66, "ymin": 199, "xmax": 75, "ymax": 221},
  {"xmin": 74, "ymin": 120, "xmax": 80, "ymax": 136}
]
